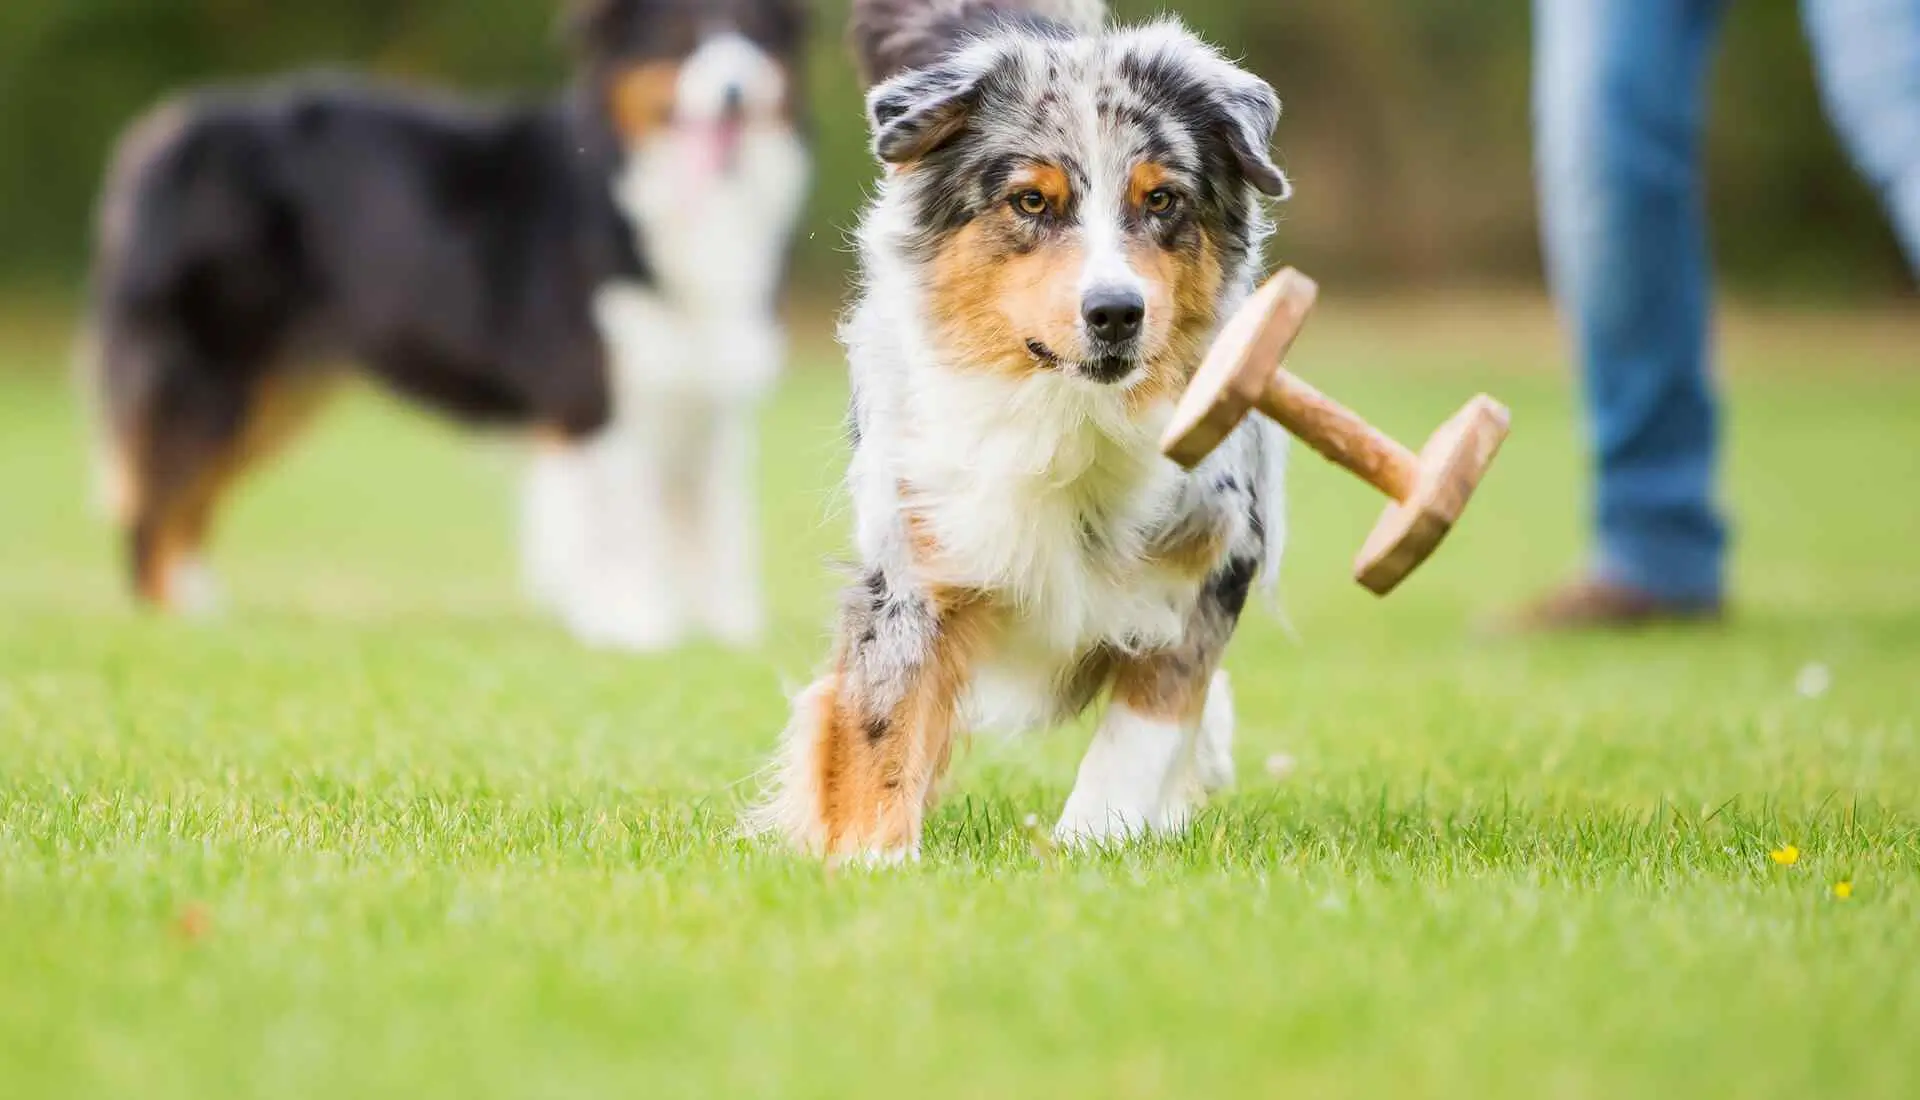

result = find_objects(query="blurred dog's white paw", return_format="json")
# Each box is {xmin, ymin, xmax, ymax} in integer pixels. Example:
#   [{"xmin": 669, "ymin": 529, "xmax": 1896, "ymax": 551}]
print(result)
[
  {"xmin": 561, "ymin": 571, "xmax": 685, "ymax": 653},
  {"xmin": 166, "ymin": 556, "xmax": 223, "ymax": 619}
]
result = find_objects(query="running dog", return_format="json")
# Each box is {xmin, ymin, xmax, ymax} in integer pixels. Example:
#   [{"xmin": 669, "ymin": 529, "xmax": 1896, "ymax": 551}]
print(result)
[
  {"xmin": 754, "ymin": 0, "xmax": 1292, "ymax": 860},
  {"xmin": 86, "ymin": 0, "xmax": 809, "ymax": 650}
]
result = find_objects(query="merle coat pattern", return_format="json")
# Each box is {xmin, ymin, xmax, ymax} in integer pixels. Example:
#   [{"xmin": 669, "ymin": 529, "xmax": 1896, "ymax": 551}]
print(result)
[{"xmin": 754, "ymin": 0, "xmax": 1293, "ymax": 860}]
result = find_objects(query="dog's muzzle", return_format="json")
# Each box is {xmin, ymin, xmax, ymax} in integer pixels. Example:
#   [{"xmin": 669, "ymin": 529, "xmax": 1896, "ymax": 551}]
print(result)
[{"xmin": 1077, "ymin": 286, "xmax": 1145, "ymax": 383}]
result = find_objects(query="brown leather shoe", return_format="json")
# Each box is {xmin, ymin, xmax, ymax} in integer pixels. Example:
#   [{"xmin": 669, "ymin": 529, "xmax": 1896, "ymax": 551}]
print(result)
[{"xmin": 1498, "ymin": 578, "xmax": 1725, "ymax": 634}]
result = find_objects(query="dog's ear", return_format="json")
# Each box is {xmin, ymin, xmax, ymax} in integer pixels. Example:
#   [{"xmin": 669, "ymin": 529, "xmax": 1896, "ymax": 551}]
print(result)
[
  {"xmin": 1214, "ymin": 72, "xmax": 1292, "ymax": 199},
  {"xmin": 1114, "ymin": 21, "xmax": 1291, "ymax": 199},
  {"xmin": 866, "ymin": 52, "xmax": 995, "ymax": 165}
]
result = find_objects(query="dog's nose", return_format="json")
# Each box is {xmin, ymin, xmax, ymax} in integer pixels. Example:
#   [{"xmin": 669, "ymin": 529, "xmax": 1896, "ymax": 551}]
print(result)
[
  {"xmin": 721, "ymin": 84, "xmax": 746, "ymax": 120},
  {"xmin": 1082, "ymin": 288, "xmax": 1145, "ymax": 344}
]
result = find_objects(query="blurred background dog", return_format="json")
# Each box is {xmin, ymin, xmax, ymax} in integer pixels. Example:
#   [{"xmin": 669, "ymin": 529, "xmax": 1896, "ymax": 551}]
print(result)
[{"xmin": 84, "ymin": 0, "xmax": 810, "ymax": 650}]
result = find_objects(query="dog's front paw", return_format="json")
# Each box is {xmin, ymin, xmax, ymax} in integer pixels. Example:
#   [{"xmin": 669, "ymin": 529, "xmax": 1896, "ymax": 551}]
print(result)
[
  {"xmin": 1054, "ymin": 791, "xmax": 1198, "ymax": 849},
  {"xmin": 1051, "ymin": 803, "xmax": 1152, "ymax": 849},
  {"xmin": 828, "ymin": 844, "xmax": 920, "ymax": 870},
  {"xmin": 563, "ymin": 598, "xmax": 686, "ymax": 653},
  {"xmin": 161, "ymin": 556, "xmax": 223, "ymax": 619},
  {"xmin": 557, "ymin": 569, "xmax": 686, "ymax": 652}
]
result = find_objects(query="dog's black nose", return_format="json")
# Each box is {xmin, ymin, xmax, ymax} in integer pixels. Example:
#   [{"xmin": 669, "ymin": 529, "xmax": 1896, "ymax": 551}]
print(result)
[
  {"xmin": 1082, "ymin": 288, "xmax": 1145, "ymax": 344},
  {"xmin": 721, "ymin": 84, "xmax": 746, "ymax": 119}
]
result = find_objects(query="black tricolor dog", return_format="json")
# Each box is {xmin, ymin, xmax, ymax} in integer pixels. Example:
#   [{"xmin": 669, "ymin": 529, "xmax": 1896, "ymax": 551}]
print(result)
[{"xmin": 87, "ymin": 0, "xmax": 809, "ymax": 649}]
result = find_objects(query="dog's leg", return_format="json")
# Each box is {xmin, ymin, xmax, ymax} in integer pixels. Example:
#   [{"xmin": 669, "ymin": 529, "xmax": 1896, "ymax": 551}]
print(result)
[
  {"xmin": 574, "ymin": 285, "xmax": 707, "ymax": 651},
  {"xmin": 1056, "ymin": 543, "xmax": 1256, "ymax": 846},
  {"xmin": 600, "ymin": 426, "xmax": 687, "ymax": 651},
  {"xmin": 522, "ymin": 437, "xmax": 596, "ymax": 614},
  {"xmin": 555, "ymin": 426, "xmax": 686, "ymax": 652},
  {"xmin": 1057, "ymin": 617, "xmax": 1242, "ymax": 846},
  {"xmin": 689, "ymin": 401, "xmax": 766, "ymax": 647},
  {"xmin": 753, "ymin": 577, "xmax": 984, "ymax": 863},
  {"xmin": 1054, "ymin": 656, "xmax": 1208, "ymax": 846},
  {"xmin": 124, "ymin": 364, "xmax": 331, "ymax": 616}
]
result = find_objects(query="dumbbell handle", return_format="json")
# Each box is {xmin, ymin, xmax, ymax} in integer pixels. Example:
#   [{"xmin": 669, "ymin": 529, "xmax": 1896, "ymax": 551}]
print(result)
[{"xmin": 1255, "ymin": 371, "xmax": 1420, "ymax": 504}]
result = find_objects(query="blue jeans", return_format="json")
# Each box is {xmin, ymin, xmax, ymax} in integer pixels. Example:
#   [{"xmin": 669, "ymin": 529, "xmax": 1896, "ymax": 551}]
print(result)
[{"xmin": 1534, "ymin": 0, "xmax": 1920, "ymax": 603}]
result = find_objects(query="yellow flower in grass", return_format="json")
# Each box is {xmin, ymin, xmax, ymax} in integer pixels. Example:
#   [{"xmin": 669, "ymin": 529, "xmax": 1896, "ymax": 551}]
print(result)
[
  {"xmin": 1769, "ymin": 845, "xmax": 1800, "ymax": 866},
  {"xmin": 1833, "ymin": 881, "xmax": 1853, "ymax": 900}
]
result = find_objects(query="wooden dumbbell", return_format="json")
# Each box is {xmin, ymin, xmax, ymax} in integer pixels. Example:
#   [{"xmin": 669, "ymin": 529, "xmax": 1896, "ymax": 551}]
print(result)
[{"xmin": 1161, "ymin": 268, "xmax": 1511, "ymax": 596}]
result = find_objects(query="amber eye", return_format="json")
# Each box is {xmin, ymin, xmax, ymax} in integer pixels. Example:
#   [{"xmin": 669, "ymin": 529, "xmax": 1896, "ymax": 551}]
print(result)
[
  {"xmin": 1013, "ymin": 190, "xmax": 1049, "ymax": 216},
  {"xmin": 1144, "ymin": 187, "xmax": 1178, "ymax": 215}
]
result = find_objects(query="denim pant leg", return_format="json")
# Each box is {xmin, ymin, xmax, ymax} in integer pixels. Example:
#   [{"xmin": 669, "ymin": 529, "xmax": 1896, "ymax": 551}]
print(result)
[
  {"xmin": 1803, "ymin": 0, "xmax": 1920, "ymax": 274},
  {"xmin": 1533, "ymin": 0, "xmax": 1730, "ymax": 603}
]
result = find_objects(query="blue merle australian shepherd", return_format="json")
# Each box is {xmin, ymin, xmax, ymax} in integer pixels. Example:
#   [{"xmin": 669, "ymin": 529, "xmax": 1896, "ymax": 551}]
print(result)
[
  {"xmin": 85, "ymin": 0, "xmax": 809, "ymax": 650},
  {"xmin": 752, "ymin": 0, "xmax": 1293, "ymax": 860}
]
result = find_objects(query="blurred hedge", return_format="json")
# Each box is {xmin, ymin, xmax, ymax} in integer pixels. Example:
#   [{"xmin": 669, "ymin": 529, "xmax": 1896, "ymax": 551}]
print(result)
[{"xmin": 0, "ymin": 0, "xmax": 1908, "ymax": 294}]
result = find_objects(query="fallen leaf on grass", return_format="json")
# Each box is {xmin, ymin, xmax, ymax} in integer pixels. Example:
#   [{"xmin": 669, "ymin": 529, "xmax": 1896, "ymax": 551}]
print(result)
[{"xmin": 173, "ymin": 904, "xmax": 212, "ymax": 942}]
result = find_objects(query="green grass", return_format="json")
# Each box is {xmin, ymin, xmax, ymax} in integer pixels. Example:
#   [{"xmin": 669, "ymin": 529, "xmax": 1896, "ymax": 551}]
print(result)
[{"xmin": 2, "ymin": 301, "xmax": 1918, "ymax": 1098}]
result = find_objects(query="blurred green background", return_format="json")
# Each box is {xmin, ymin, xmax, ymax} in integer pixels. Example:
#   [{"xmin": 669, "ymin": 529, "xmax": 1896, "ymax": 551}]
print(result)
[{"xmin": 0, "ymin": 0, "xmax": 1912, "ymax": 297}]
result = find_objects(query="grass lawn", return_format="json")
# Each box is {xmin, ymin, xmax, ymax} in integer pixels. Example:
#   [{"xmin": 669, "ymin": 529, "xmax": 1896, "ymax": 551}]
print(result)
[{"xmin": 1, "ymin": 299, "xmax": 1917, "ymax": 1098}]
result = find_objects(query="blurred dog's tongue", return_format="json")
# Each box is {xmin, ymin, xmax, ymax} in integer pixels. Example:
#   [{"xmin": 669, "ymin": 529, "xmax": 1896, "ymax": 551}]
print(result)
[{"xmin": 688, "ymin": 118, "xmax": 745, "ymax": 178}]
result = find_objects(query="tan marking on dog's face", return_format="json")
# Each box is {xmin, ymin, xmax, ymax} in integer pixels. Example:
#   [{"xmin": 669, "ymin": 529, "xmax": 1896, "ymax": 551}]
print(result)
[
  {"xmin": 923, "ymin": 156, "xmax": 1230, "ymax": 391},
  {"xmin": 927, "ymin": 210, "xmax": 1087, "ymax": 377},
  {"xmin": 1126, "ymin": 162, "xmax": 1227, "ymax": 407},
  {"xmin": 1128, "ymin": 162, "xmax": 1175, "ymax": 210},
  {"xmin": 608, "ymin": 62, "xmax": 682, "ymax": 144},
  {"xmin": 1018, "ymin": 163, "xmax": 1073, "ymax": 216},
  {"xmin": 1124, "ymin": 224, "xmax": 1225, "ymax": 411}
]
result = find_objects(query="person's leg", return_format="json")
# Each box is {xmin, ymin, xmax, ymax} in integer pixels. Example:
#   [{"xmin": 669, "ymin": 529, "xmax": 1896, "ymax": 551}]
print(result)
[
  {"xmin": 1533, "ymin": 0, "xmax": 1731, "ymax": 610},
  {"xmin": 1803, "ymin": 0, "xmax": 1920, "ymax": 273}
]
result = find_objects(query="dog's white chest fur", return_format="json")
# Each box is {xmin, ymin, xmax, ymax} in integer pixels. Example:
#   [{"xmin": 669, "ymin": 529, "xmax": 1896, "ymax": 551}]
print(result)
[
  {"xmin": 905, "ymin": 369, "xmax": 1195, "ymax": 643},
  {"xmin": 594, "ymin": 124, "xmax": 808, "ymax": 402},
  {"xmin": 854, "ymin": 363, "xmax": 1204, "ymax": 731},
  {"xmin": 613, "ymin": 125, "xmax": 808, "ymax": 313}
]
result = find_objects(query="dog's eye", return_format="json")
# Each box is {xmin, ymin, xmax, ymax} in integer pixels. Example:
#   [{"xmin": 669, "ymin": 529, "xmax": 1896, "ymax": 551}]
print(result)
[
  {"xmin": 1144, "ymin": 188, "xmax": 1179, "ymax": 216},
  {"xmin": 1013, "ymin": 190, "xmax": 1049, "ymax": 217}
]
